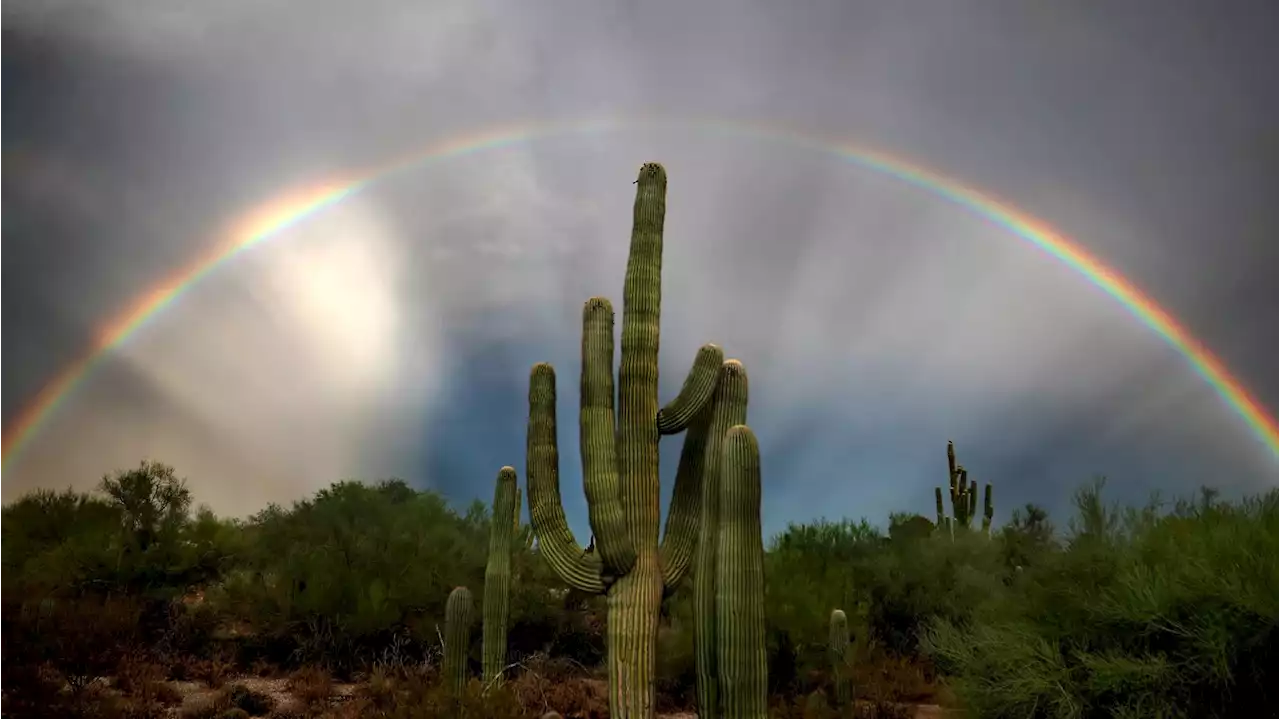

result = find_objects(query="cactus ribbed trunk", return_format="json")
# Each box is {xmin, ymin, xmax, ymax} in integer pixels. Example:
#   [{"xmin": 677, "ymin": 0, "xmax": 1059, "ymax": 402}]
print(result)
[
  {"xmin": 715, "ymin": 425, "xmax": 768, "ymax": 719},
  {"xmin": 526, "ymin": 164, "xmax": 727, "ymax": 718},
  {"xmin": 483, "ymin": 467, "xmax": 517, "ymax": 686},
  {"xmin": 444, "ymin": 586, "xmax": 473, "ymax": 694},
  {"xmin": 693, "ymin": 361, "xmax": 750, "ymax": 719},
  {"xmin": 829, "ymin": 609, "xmax": 852, "ymax": 709}
]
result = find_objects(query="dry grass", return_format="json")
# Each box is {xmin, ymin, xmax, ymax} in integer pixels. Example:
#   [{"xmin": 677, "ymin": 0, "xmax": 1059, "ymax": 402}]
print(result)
[{"xmin": 286, "ymin": 666, "xmax": 334, "ymax": 711}]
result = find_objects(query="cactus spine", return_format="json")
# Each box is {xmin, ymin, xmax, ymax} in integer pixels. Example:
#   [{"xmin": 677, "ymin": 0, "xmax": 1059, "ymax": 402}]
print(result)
[
  {"xmin": 444, "ymin": 586, "xmax": 473, "ymax": 694},
  {"xmin": 715, "ymin": 424, "xmax": 769, "ymax": 719},
  {"xmin": 526, "ymin": 163, "xmax": 727, "ymax": 718},
  {"xmin": 692, "ymin": 362, "xmax": 750, "ymax": 718},
  {"xmin": 829, "ymin": 609, "xmax": 852, "ymax": 709},
  {"xmin": 938, "ymin": 440, "xmax": 994, "ymax": 537},
  {"xmin": 483, "ymin": 467, "xmax": 517, "ymax": 686}
]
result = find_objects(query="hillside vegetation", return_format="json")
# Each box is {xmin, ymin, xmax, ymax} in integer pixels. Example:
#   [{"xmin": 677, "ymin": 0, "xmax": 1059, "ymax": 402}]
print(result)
[
  {"xmin": 5, "ymin": 165, "xmax": 1273, "ymax": 718},
  {"xmin": 3, "ymin": 460, "xmax": 1274, "ymax": 718}
]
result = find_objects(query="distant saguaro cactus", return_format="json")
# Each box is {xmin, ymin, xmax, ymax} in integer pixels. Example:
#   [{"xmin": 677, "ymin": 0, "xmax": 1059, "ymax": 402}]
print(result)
[
  {"xmin": 483, "ymin": 467, "xmax": 517, "ymax": 686},
  {"xmin": 938, "ymin": 440, "xmax": 994, "ymax": 537},
  {"xmin": 444, "ymin": 586, "xmax": 473, "ymax": 694},
  {"xmin": 525, "ymin": 163, "xmax": 731, "ymax": 718},
  {"xmin": 829, "ymin": 609, "xmax": 852, "ymax": 709},
  {"xmin": 982, "ymin": 483, "xmax": 995, "ymax": 536}
]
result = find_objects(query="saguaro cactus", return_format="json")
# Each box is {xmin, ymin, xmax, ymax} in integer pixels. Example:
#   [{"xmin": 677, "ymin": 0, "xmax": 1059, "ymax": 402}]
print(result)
[
  {"xmin": 526, "ymin": 163, "xmax": 728, "ymax": 718},
  {"xmin": 715, "ymin": 425, "xmax": 769, "ymax": 719},
  {"xmin": 444, "ymin": 586, "xmax": 473, "ymax": 694},
  {"xmin": 981, "ymin": 483, "xmax": 994, "ymax": 536},
  {"xmin": 829, "ymin": 609, "xmax": 852, "ymax": 709},
  {"xmin": 692, "ymin": 362, "xmax": 750, "ymax": 718},
  {"xmin": 483, "ymin": 467, "xmax": 517, "ymax": 686},
  {"xmin": 938, "ymin": 441, "xmax": 994, "ymax": 536}
]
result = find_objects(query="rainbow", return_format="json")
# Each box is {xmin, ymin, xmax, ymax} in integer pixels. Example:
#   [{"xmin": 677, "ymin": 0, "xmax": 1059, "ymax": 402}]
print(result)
[{"xmin": 2, "ymin": 116, "xmax": 1276, "ymax": 472}]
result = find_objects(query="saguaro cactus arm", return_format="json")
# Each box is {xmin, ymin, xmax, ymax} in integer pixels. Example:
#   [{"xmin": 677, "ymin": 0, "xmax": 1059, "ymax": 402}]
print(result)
[
  {"xmin": 527, "ymin": 364, "xmax": 607, "ymax": 594},
  {"xmin": 961, "ymin": 469, "xmax": 976, "ymax": 526},
  {"xmin": 659, "ymin": 355, "xmax": 744, "ymax": 590},
  {"xmin": 580, "ymin": 297, "xmax": 635, "ymax": 576},
  {"xmin": 657, "ymin": 344, "xmax": 725, "ymax": 435},
  {"xmin": 513, "ymin": 485, "xmax": 522, "ymax": 532},
  {"xmin": 658, "ymin": 408, "xmax": 712, "ymax": 590}
]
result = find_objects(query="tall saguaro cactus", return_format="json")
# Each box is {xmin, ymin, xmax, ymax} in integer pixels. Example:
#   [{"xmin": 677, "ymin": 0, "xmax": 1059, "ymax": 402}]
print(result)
[
  {"xmin": 829, "ymin": 609, "xmax": 852, "ymax": 709},
  {"xmin": 692, "ymin": 362, "xmax": 750, "ymax": 718},
  {"xmin": 444, "ymin": 586, "xmax": 473, "ymax": 694},
  {"xmin": 714, "ymin": 425, "xmax": 769, "ymax": 719},
  {"xmin": 526, "ymin": 163, "xmax": 728, "ymax": 718},
  {"xmin": 938, "ymin": 440, "xmax": 994, "ymax": 536},
  {"xmin": 483, "ymin": 467, "xmax": 518, "ymax": 686}
]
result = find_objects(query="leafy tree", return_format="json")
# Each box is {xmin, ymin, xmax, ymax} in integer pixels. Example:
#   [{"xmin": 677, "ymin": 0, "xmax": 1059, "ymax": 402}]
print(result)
[{"xmin": 99, "ymin": 460, "xmax": 192, "ymax": 553}]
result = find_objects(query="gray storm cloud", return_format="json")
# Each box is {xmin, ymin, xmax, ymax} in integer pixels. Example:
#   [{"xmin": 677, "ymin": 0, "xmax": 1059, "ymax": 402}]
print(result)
[{"xmin": 3, "ymin": 0, "xmax": 1273, "ymax": 524}]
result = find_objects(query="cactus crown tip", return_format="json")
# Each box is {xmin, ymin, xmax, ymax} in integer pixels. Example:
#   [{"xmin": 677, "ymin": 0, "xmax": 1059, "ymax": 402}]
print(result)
[
  {"xmin": 499, "ymin": 465, "xmax": 516, "ymax": 475},
  {"xmin": 636, "ymin": 162, "xmax": 668, "ymax": 185},
  {"xmin": 722, "ymin": 358, "xmax": 746, "ymax": 376}
]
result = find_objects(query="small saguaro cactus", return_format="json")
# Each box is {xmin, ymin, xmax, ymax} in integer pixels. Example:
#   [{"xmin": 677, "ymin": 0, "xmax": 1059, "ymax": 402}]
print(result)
[
  {"xmin": 829, "ymin": 609, "xmax": 852, "ymax": 709},
  {"xmin": 444, "ymin": 586, "xmax": 473, "ymax": 694},
  {"xmin": 525, "ymin": 162, "xmax": 731, "ymax": 718},
  {"xmin": 714, "ymin": 424, "xmax": 769, "ymax": 719},
  {"xmin": 938, "ymin": 440, "xmax": 994, "ymax": 537},
  {"xmin": 483, "ymin": 467, "xmax": 518, "ymax": 686}
]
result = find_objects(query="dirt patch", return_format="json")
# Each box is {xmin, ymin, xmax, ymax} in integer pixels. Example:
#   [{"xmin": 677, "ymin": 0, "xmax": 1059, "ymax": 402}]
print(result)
[{"xmin": 165, "ymin": 674, "xmax": 359, "ymax": 717}]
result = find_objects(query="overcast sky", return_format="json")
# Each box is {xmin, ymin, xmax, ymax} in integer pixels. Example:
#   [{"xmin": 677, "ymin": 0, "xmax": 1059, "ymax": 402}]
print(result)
[{"xmin": 3, "ymin": 0, "xmax": 1275, "ymax": 538}]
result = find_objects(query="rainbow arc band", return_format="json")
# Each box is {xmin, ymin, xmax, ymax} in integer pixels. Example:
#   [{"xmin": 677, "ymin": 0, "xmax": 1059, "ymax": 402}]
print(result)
[{"xmin": 2, "ymin": 116, "xmax": 1275, "ymax": 471}]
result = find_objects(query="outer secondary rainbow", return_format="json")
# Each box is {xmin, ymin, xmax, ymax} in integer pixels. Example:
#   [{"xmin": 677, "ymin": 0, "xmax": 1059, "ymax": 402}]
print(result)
[{"xmin": 2, "ymin": 116, "xmax": 1275, "ymax": 472}]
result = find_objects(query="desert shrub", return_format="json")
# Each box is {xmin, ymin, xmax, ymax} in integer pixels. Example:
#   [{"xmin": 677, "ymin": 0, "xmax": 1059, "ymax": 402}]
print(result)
[
  {"xmin": 923, "ymin": 482, "xmax": 1279, "ymax": 718},
  {"xmin": 861, "ymin": 526, "xmax": 1007, "ymax": 656},
  {"xmin": 287, "ymin": 665, "xmax": 335, "ymax": 709},
  {"xmin": 765, "ymin": 519, "xmax": 883, "ymax": 679},
  {"xmin": 214, "ymin": 480, "xmax": 494, "ymax": 672}
]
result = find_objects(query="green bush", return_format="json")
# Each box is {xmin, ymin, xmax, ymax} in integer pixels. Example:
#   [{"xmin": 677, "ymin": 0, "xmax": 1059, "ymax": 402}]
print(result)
[{"xmin": 923, "ymin": 482, "xmax": 1278, "ymax": 718}]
